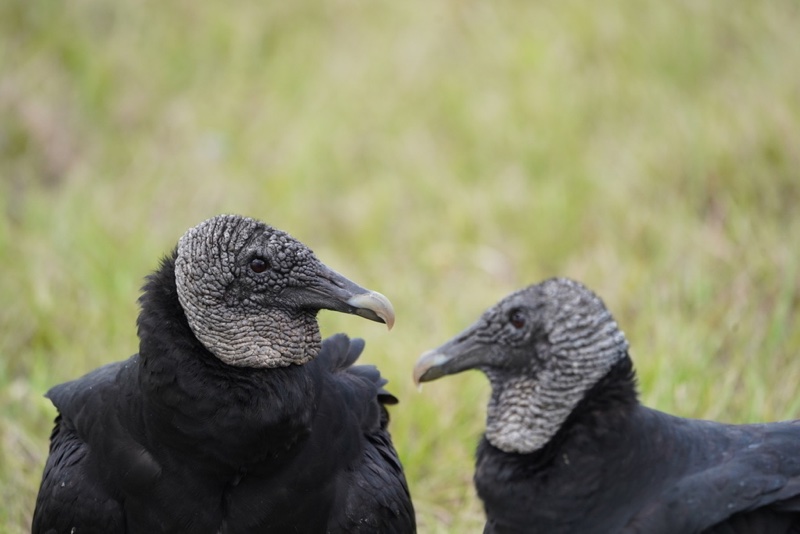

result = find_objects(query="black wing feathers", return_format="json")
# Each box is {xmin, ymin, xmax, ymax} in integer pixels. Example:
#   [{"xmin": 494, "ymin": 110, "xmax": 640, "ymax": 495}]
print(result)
[
  {"xmin": 34, "ymin": 335, "xmax": 415, "ymax": 534},
  {"xmin": 477, "ymin": 360, "xmax": 800, "ymax": 534},
  {"xmin": 626, "ymin": 417, "xmax": 800, "ymax": 534},
  {"xmin": 32, "ymin": 361, "xmax": 136, "ymax": 534},
  {"xmin": 34, "ymin": 223, "xmax": 413, "ymax": 533},
  {"xmin": 32, "ymin": 419, "xmax": 126, "ymax": 534},
  {"xmin": 317, "ymin": 334, "xmax": 415, "ymax": 533}
]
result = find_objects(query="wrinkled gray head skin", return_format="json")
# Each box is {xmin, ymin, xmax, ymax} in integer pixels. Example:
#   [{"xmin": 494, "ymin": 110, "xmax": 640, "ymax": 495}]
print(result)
[
  {"xmin": 175, "ymin": 214, "xmax": 394, "ymax": 368},
  {"xmin": 414, "ymin": 278, "xmax": 629, "ymax": 454}
]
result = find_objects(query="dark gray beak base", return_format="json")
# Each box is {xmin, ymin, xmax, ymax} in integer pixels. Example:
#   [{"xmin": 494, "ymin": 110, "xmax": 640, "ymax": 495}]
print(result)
[
  {"xmin": 413, "ymin": 328, "xmax": 488, "ymax": 385},
  {"xmin": 298, "ymin": 264, "xmax": 395, "ymax": 330}
]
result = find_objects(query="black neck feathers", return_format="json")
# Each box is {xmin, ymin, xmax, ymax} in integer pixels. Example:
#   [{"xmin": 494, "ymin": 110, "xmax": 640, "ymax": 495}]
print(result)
[
  {"xmin": 481, "ymin": 353, "xmax": 638, "ymax": 472},
  {"xmin": 134, "ymin": 252, "xmax": 319, "ymax": 466}
]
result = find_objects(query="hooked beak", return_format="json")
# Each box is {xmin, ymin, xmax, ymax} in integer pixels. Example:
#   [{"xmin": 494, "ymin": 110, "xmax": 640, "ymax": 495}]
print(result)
[
  {"xmin": 345, "ymin": 291, "xmax": 396, "ymax": 330},
  {"xmin": 292, "ymin": 263, "xmax": 395, "ymax": 330},
  {"xmin": 413, "ymin": 325, "xmax": 489, "ymax": 384}
]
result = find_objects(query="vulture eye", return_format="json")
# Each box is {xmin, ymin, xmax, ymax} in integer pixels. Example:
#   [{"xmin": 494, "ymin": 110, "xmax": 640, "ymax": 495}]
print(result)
[
  {"xmin": 509, "ymin": 310, "xmax": 526, "ymax": 329},
  {"xmin": 249, "ymin": 257, "xmax": 270, "ymax": 273}
]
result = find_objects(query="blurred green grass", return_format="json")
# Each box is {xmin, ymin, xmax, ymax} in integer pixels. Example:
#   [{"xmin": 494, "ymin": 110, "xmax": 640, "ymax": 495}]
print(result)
[{"xmin": 2, "ymin": 1, "xmax": 799, "ymax": 532}]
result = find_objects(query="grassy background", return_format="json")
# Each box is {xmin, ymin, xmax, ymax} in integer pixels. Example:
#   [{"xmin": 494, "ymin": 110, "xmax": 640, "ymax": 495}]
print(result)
[{"xmin": 2, "ymin": 1, "xmax": 799, "ymax": 531}]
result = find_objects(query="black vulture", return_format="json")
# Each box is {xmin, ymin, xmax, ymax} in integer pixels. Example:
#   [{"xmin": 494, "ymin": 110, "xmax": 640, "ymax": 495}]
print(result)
[
  {"xmin": 33, "ymin": 214, "xmax": 416, "ymax": 534},
  {"xmin": 414, "ymin": 277, "xmax": 800, "ymax": 534}
]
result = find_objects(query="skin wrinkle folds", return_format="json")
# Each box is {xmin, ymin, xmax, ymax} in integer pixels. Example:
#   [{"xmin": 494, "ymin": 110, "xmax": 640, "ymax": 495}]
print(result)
[
  {"xmin": 487, "ymin": 353, "xmax": 627, "ymax": 453},
  {"xmin": 32, "ymin": 214, "xmax": 415, "ymax": 533},
  {"xmin": 174, "ymin": 216, "xmax": 320, "ymax": 368},
  {"xmin": 469, "ymin": 280, "xmax": 630, "ymax": 454},
  {"xmin": 414, "ymin": 277, "xmax": 800, "ymax": 532}
]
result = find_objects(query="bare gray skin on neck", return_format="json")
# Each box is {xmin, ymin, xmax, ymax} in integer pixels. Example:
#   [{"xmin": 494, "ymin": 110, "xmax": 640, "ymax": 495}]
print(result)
[
  {"xmin": 414, "ymin": 278, "xmax": 630, "ymax": 455},
  {"xmin": 485, "ymin": 318, "xmax": 627, "ymax": 454},
  {"xmin": 174, "ymin": 215, "xmax": 319, "ymax": 368},
  {"xmin": 484, "ymin": 280, "xmax": 629, "ymax": 454}
]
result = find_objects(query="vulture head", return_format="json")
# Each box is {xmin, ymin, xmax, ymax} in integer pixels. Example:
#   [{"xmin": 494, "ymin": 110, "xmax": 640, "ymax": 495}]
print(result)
[
  {"xmin": 173, "ymin": 214, "xmax": 394, "ymax": 368},
  {"xmin": 414, "ymin": 278, "xmax": 629, "ymax": 454}
]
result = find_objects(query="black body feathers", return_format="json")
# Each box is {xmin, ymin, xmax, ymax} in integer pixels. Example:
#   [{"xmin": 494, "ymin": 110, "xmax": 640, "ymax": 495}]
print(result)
[
  {"xmin": 478, "ymin": 357, "xmax": 800, "ymax": 533},
  {"xmin": 415, "ymin": 277, "xmax": 800, "ymax": 534},
  {"xmin": 33, "ymin": 221, "xmax": 415, "ymax": 534}
]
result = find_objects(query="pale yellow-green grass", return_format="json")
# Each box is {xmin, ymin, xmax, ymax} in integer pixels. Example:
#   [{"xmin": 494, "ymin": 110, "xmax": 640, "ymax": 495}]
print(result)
[{"xmin": 2, "ymin": 1, "xmax": 799, "ymax": 532}]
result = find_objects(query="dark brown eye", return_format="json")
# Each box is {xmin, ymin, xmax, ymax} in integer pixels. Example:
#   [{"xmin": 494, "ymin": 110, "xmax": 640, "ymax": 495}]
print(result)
[
  {"xmin": 249, "ymin": 257, "xmax": 270, "ymax": 273},
  {"xmin": 509, "ymin": 310, "xmax": 526, "ymax": 329}
]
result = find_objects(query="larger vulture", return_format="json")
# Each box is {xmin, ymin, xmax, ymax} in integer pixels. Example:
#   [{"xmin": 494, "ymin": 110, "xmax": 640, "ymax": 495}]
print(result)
[
  {"xmin": 414, "ymin": 277, "xmax": 800, "ymax": 534},
  {"xmin": 33, "ymin": 214, "xmax": 415, "ymax": 534}
]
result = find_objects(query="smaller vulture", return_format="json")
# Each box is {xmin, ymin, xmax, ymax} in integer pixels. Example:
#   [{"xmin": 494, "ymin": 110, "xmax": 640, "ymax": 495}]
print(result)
[
  {"xmin": 414, "ymin": 277, "xmax": 800, "ymax": 534},
  {"xmin": 33, "ymin": 214, "xmax": 415, "ymax": 534}
]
